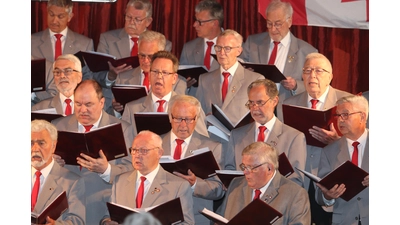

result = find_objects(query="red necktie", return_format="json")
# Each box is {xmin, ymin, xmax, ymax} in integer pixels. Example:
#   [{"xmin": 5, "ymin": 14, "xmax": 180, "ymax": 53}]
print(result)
[
  {"xmin": 221, "ymin": 72, "xmax": 230, "ymax": 102},
  {"xmin": 157, "ymin": 100, "xmax": 166, "ymax": 112},
  {"xmin": 204, "ymin": 41, "xmax": 214, "ymax": 70},
  {"xmin": 31, "ymin": 170, "xmax": 42, "ymax": 211},
  {"xmin": 253, "ymin": 189, "xmax": 262, "ymax": 200},
  {"xmin": 65, "ymin": 99, "xmax": 72, "ymax": 116},
  {"xmin": 81, "ymin": 125, "xmax": 93, "ymax": 170},
  {"xmin": 352, "ymin": 141, "xmax": 360, "ymax": 166},
  {"xmin": 174, "ymin": 139, "xmax": 184, "ymax": 160},
  {"xmin": 268, "ymin": 41, "xmax": 280, "ymax": 65},
  {"xmin": 310, "ymin": 99, "xmax": 319, "ymax": 109},
  {"xmin": 131, "ymin": 37, "xmax": 139, "ymax": 56},
  {"xmin": 54, "ymin": 34, "xmax": 63, "ymax": 60},
  {"xmin": 257, "ymin": 126, "xmax": 267, "ymax": 142},
  {"xmin": 143, "ymin": 72, "xmax": 150, "ymax": 91},
  {"xmin": 136, "ymin": 176, "xmax": 146, "ymax": 208}
]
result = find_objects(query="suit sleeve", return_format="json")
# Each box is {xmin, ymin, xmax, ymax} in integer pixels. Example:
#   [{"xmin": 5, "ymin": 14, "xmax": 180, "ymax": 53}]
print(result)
[{"xmin": 59, "ymin": 177, "xmax": 86, "ymax": 225}]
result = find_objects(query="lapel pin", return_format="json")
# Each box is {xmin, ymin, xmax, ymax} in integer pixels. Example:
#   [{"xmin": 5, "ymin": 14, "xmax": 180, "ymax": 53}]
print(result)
[
  {"xmin": 151, "ymin": 187, "xmax": 161, "ymax": 194},
  {"xmin": 288, "ymin": 55, "xmax": 294, "ymax": 63}
]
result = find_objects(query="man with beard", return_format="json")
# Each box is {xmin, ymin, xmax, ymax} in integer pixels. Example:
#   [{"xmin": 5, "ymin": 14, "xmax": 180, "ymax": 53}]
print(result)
[
  {"xmin": 32, "ymin": 54, "xmax": 82, "ymax": 115},
  {"xmin": 31, "ymin": 119, "xmax": 85, "ymax": 224}
]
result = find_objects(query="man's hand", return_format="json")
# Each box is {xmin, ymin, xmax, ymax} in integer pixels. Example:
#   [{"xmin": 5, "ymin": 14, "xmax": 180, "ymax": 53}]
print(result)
[
  {"xmin": 173, "ymin": 169, "xmax": 197, "ymax": 186},
  {"xmin": 281, "ymin": 76, "xmax": 297, "ymax": 91},
  {"xmin": 107, "ymin": 62, "xmax": 133, "ymax": 81},
  {"xmin": 112, "ymin": 98, "xmax": 124, "ymax": 112},
  {"xmin": 52, "ymin": 154, "xmax": 65, "ymax": 167},
  {"xmin": 316, "ymin": 183, "xmax": 346, "ymax": 200},
  {"xmin": 45, "ymin": 216, "xmax": 56, "ymax": 225},
  {"xmin": 186, "ymin": 77, "xmax": 197, "ymax": 88},
  {"xmin": 77, "ymin": 150, "xmax": 108, "ymax": 173},
  {"xmin": 362, "ymin": 175, "xmax": 369, "ymax": 187},
  {"xmin": 309, "ymin": 123, "xmax": 340, "ymax": 145}
]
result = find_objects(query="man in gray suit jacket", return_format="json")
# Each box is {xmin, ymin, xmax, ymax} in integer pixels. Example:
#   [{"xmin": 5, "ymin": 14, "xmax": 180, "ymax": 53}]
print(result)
[
  {"xmin": 179, "ymin": 0, "xmax": 224, "ymax": 96},
  {"xmin": 32, "ymin": 54, "xmax": 83, "ymax": 115},
  {"xmin": 196, "ymin": 29, "xmax": 264, "ymax": 126},
  {"xmin": 161, "ymin": 95, "xmax": 225, "ymax": 225},
  {"xmin": 31, "ymin": 119, "xmax": 85, "ymax": 224},
  {"xmin": 227, "ymin": 79, "xmax": 306, "ymax": 187},
  {"xmin": 31, "ymin": 0, "xmax": 94, "ymax": 105},
  {"xmin": 239, "ymin": 1, "xmax": 317, "ymax": 121},
  {"xmin": 111, "ymin": 30, "xmax": 186, "ymax": 117},
  {"xmin": 217, "ymin": 142, "xmax": 311, "ymax": 225},
  {"xmin": 315, "ymin": 95, "xmax": 369, "ymax": 225},
  {"xmin": 283, "ymin": 52, "xmax": 353, "ymax": 224},
  {"xmin": 101, "ymin": 130, "xmax": 195, "ymax": 225},
  {"xmin": 95, "ymin": 0, "xmax": 172, "ymax": 113},
  {"xmin": 52, "ymin": 79, "xmax": 134, "ymax": 225}
]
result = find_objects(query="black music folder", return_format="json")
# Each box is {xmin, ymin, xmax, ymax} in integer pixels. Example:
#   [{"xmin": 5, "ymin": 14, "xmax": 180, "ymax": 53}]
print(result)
[
  {"xmin": 31, "ymin": 191, "xmax": 68, "ymax": 224},
  {"xmin": 31, "ymin": 58, "xmax": 46, "ymax": 92},
  {"xmin": 111, "ymin": 85, "xmax": 148, "ymax": 114},
  {"xmin": 215, "ymin": 170, "xmax": 244, "ymax": 188},
  {"xmin": 134, "ymin": 112, "xmax": 171, "ymax": 135},
  {"xmin": 296, "ymin": 161, "xmax": 369, "ymax": 201},
  {"xmin": 55, "ymin": 123, "xmax": 128, "ymax": 165},
  {"xmin": 76, "ymin": 51, "xmax": 139, "ymax": 72},
  {"xmin": 239, "ymin": 62, "xmax": 286, "ymax": 83},
  {"xmin": 178, "ymin": 65, "xmax": 208, "ymax": 87}
]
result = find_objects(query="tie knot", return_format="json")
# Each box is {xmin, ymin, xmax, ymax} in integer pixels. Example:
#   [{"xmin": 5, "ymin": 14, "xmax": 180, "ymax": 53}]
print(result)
[
  {"xmin": 35, "ymin": 170, "xmax": 42, "ymax": 177},
  {"xmin": 206, "ymin": 41, "xmax": 214, "ymax": 47},
  {"xmin": 273, "ymin": 41, "xmax": 280, "ymax": 46},
  {"xmin": 131, "ymin": 37, "xmax": 139, "ymax": 43},
  {"xmin": 259, "ymin": 126, "xmax": 267, "ymax": 133},
  {"xmin": 83, "ymin": 125, "xmax": 94, "ymax": 132},
  {"xmin": 140, "ymin": 176, "xmax": 146, "ymax": 182},
  {"xmin": 65, "ymin": 98, "xmax": 72, "ymax": 104},
  {"xmin": 352, "ymin": 141, "xmax": 360, "ymax": 148},
  {"xmin": 222, "ymin": 72, "xmax": 230, "ymax": 78},
  {"xmin": 310, "ymin": 99, "xmax": 319, "ymax": 109},
  {"xmin": 157, "ymin": 100, "xmax": 166, "ymax": 106},
  {"xmin": 254, "ymin": 189, "xmax": 262, "ymax": 200},
  {"xmin": 55, "ymin": 34, "xmax": 63, "ymax": 40},
  {"xmin": 143, "ymin": 71, "xmax": 149, "ymax": 77},
  {"xmin": 176, "ymin": 139, "xmax": 184, "ymax": 145}
]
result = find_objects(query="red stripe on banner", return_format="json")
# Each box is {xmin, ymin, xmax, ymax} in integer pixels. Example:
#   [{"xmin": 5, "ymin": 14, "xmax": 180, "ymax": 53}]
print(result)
[
  {"xmin": 257, "ymin": 0, "xmax": 307, "ymax": 26},
  {"xmin": 341, "ymin": 0, "xmax": 369, "ymax": 22}
]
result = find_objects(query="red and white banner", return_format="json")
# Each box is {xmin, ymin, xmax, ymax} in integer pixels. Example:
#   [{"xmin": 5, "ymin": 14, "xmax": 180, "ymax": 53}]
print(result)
[{"xmin": 258, "ymin": 0, "xmax": 369, "ymax": 29}]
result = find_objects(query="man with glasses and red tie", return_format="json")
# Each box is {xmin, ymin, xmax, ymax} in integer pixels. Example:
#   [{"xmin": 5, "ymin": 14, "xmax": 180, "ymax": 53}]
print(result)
[
  {"xmin": 315, "ymin": 95, "xmax": 369, "ymax": 225},
  {"xmin": 32, "ymin": 54, "xmax": 82, "ymax": 115},
  {"xmin": 283, "ymin": 52, "xmax": 353, "ymax": 225},
  {"xmin": 226, "ymin": 79, "xmax": 306, "ymax": 187},
  {"xmin": 239, "ymin": 1, "xmax": 317, "ymax": 121},
  {"xmin": 100, "ymin": 130, "xmax": 195, "ymax": 225},
  {"xmin": 216, "ymin": 142, "xmax": 311, "ymax": 224}
]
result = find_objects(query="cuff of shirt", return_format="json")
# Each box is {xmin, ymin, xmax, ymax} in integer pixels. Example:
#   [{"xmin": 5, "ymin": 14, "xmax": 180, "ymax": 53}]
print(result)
[
  {"xmin": 99, "ymin": 163, "xmax": 111, "ymax": 182},
  {"xmin": 322, "ymin": 195, "xmax": 335, "ymax": 206}
]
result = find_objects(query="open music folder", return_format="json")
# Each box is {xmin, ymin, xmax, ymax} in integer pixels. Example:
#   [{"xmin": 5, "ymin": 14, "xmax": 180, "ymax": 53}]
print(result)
[
  {"xmin": 178, "ymin": 65, "xmax": 208, "ymax": 87},
  {"xmin": 31, "ymin": 58, "xmax": 46, "ymax": 92},
  {"xmin": 239, "ymin": 62, "xmax": 286, "ymax": 83},
  {"xmin": 54, "ymin": 123, "xmax": 128, "ymax": 165},
  {"xmin": 75, "ymin": 51, "xmax": 139, "ymax": 72},
  {"xmin": 111, "ymin": 84, "xmax": 148, "ymax": 114},
  {"xmin": 134, "ymin": 112, "xmax": 171, "ymax": 135},
  {"xmin": 31, "ymin": 191, "xmax": 68, "ymax": 224}
]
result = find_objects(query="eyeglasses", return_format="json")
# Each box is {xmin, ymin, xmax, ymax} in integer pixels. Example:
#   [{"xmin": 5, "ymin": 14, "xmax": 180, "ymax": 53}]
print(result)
[
  {"xmin": 214, "ymin": 45, "xmax": 240, "ymax": 53},
  {"xmin": 334, "ymin": 112, "xmax": 362, "ymax": 120},
  {"xmin": 266, "ymin": 18, "xmax": 288, "ymax": 29},
  {"xmin": 194, "ymin": 18, "xmax": 216, "ymax": 26},
  {"xmin": 138, "ymin": 54, "xmax": 153, "ymax": 61},
  {"xmin": 239, "ymin": 162, "xmax": 268, "ymax": 173},
  {"xmin": 245, "ymin": 98, "xmax": 271, "ymax": 109},
  {"xmin": 150, "ymin": 70, "xmax": 175, "ymax": 77},
  {"xmin": 302, "ymin": 67, "xmax": 330, "ymax": 76},
  {"xmin": 125, "ymin": 15, "xmax": 147, "ymax": 24},
  {"xmin": 129, "ymin": 147, "xmax": 159, "ymax": 155},
  {"xmin": 53, "ymin": 68, "xmax": 80, "ymax": 77},
  {"xmin": 171, "ymin": 115, "xmax": 197, "ymax": 124}
]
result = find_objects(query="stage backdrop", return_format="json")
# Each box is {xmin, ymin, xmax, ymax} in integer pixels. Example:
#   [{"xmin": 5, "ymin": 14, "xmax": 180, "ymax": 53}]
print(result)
[{"xmin": 31, "ymin": 0, "xmax": 369, "ymax": 94}]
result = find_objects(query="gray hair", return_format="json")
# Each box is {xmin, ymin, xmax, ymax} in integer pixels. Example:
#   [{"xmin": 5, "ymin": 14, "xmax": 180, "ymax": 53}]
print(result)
[
  {"xmin": 304, "ymin": 52, "xmax": 333, "ymax": 73},
  {"xmin": 247, "ymin": 79, "xmax": 278, "ymax": 98},
  {"xmin": 47, "ymin": 0, "xmax": 73, "ymax": 15},
  {"xmin": 126, "ymin": 0, "xmax": 153, "ymax": 18},
  {"xmin": 31, "ymin": 119, "xmax": 58, "ymax": 142},
  {"xmin": 242, "ymin": 142, "xmax": 279, "ymax": 170},
  {"xmin": 136, "ymin": 130, "xmax": 163, "ymax": 148},
  {"xmin": 122, "ymin": 212, "xmax": 161, "ymax": 225},
  {"xmin": 195, "ymin": 0, "xmax": 224, "ymax": 27},
  {"xmin": 336, "ymin": 95, "xmax": 369, "ymax": 121},
  {"xmin": 167, "ymin": 94, "xmax": 202, "ymax": 119},
  {"xmin": 218, "ymin": 29, "xmax": 243, "ymax": 46},
  {"xmin": 266, "ymin": 0, "xmax": 293, "ymax": 19},
  {"xmin": 138, "ymin": 30, "xmax": 166, "ymax": 51},
  {"xmin": 53, "ymin": 54, "xmax": 82, "ymax": 72}
]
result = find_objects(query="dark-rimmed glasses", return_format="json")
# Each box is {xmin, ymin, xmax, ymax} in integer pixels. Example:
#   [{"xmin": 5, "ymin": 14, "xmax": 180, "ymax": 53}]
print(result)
[
  {"xmin": 214, "ymin": 45, "xmax": 240, "ymax": 53},
  {"xmin": 245, "ymin": 98, "xmax": 271, "ymax": 109},
  {"xmin": 334, "ymin": 112, "xmax": 362, "ymax": 120},
  {"xmin": 129, "ymin": 147, "xmax": 159, "ymax": 155},
  {"xmin": 53, "ymin": 68, "xmax": 80, "ymax": 77},
  {"xmin": 171, "ymin": 115, "xmax": 197, "ymax": 124},
  {"xmin": 239, "ymin": 162, "xmax": 268, "ymax": 173},
  {"xmin": 302, "ymin": 67, "xmax": 330, "ymax": 75}
]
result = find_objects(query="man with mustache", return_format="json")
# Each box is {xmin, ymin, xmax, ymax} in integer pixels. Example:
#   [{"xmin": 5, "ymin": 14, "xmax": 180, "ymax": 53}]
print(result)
[
  {"xmin": 31, "ymin": 0, "xmax": 94, "ymax": 105},
  {"xmin": 283, "ymin": 52, "xmax": 353, "ymax": 225},
  {"xmin": 31, "ymin": 119, "xmax": 85, "ymax": 224},
  {"xmin": 52, "ymin": 79, "xmax": 134, "ymax": 224},
  {"xmin": 32, "ymin": 54, "xmax": 82, "ymax": 115}
]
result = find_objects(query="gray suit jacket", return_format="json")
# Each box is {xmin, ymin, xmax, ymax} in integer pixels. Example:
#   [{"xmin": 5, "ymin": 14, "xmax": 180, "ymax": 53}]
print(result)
[
  {"xmin": 218, "ymin": 172, "xmax": 311, "ymax": 225},
  {"xmin": 104, "ymin": 167, "xmax": 195, "ymax": 224},
  {"xmin": 315, "ymin": 131, "xmax": 369, "ymax": 225},
  {"xmin": 33, "ymin": 162, "xmax": 85, "ymax": 225},
  {"xmin": 31, "ymin": 28, "xmax": 94, "ymax": 102},
  {"xmin": 161, "ymin": 131, "xmax": 225, "ymax": 225},
  {"xmin": 240, "ymin": 32, "xmax": 317, "ymax": 121},
  {"xmin": 227, "ymin": 120, "xmax": 306, "ymax": 187},
  {"xmin": 51, "ymin": 111, "xmax": 134, "ymax": 225},
  {"xmin": 196, "ymin": 63, "xmax": 264, "ymax": 125},
  {"xmin": 179, "ymin": 37, "xmax": 220, "ymax": 72},
  {"xmin": 121, "ymin": 91, "xmax": 209, "ymax": 137},
  {"xmin": 31, "ymin": 93, "xmax": 64, "ymax": 114},
  {"xmin": 283, "ymin": 86, "xmax": 352, "ymax": 190}
]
